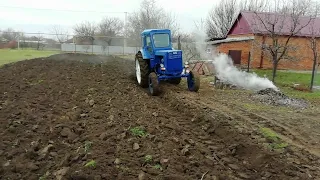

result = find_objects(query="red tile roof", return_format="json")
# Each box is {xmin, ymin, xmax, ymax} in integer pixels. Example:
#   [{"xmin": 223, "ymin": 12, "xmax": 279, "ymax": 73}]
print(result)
[{"xmin": 232, "ymin": 11, "xmax": 320, "ymax": 37}]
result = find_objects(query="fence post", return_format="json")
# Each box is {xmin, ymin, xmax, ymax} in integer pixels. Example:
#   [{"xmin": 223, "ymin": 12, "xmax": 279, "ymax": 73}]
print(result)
[
  {"xmin": 17, "ymin": 34, "xmax": 20, "ymax": 50},
  {"xmin": 247, "ymin": 51, "xmax": 251, "ymax": 72}
]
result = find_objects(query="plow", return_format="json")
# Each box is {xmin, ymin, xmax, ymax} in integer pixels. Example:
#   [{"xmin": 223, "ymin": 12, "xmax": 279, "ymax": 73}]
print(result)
[{"xmin": 135, "ymin": 29, "xmax": 200, "ymax": 96}]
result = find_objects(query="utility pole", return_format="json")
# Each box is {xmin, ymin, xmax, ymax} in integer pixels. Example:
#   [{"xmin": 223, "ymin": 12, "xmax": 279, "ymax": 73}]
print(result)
[
  {"xmin": 17, "ymin": 33, "xmax": 20, "ymax": 50},
  {"xmin": 123, "ymin": 11, "xmax": 128, "ymax": 55}
]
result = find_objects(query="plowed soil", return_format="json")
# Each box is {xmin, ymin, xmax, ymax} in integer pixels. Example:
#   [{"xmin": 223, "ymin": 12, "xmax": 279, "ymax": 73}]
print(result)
[{"xmin": 0, "ymin": 53, "xmax": 319, "ymax": 180}]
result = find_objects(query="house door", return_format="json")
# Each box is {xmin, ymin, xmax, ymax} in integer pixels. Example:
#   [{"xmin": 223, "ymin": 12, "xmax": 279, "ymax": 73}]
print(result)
[{"xmin": 228, "ymin": 50, "xmax": 242, "ymax": 65}]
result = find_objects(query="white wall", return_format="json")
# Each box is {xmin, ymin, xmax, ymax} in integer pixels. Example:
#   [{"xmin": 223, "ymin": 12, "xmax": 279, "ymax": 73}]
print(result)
[{"xmin": 61, "ymin": 44, "xmax": 141, "ymax": 54}]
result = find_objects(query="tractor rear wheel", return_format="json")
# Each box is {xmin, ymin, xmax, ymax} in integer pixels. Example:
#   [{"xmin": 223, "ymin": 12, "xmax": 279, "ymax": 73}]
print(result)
[
  {"xmin": 187, "ymin": 71, "xmax": 200, "ymax": 92},
  {"xmin": 135, "ymin": 52, "xmax": 149, "ymax": 88},
  {"xmin": 168, "ymin": 78, "xmax": 181, "ymax": 85},
  {"xmin": 148, "ymin": 72, "xmax": 160, "ymax": 96}
]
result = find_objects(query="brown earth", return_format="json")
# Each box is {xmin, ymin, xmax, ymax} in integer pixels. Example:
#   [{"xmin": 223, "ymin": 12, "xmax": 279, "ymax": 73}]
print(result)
[{"xmin": 0, "ymin": 53, "xmax": 319, "ymax": 180}]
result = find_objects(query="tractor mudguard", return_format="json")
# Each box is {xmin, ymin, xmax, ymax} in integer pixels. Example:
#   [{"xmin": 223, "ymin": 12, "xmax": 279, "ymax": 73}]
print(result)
[{"xmin": 139, "ymin": 49, "xmax": 152, "ymax": 60}]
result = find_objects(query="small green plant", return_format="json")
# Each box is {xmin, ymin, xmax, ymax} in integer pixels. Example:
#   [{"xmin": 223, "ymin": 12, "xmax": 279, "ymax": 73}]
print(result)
[
  {"xmin": 85, "ymin": 160, "xmax": 97, "ymax": 168},
  {"xmin": 153, "ymin": 164, "xmax": 163, "ymax": 170},
  {"xmin": 270, "ymin": 142, "xmax": 288, "ymax": 149},
  {"xmin": 28, "ymin": 79, "xmax": 44, "ymax": 86},
  {"xmin": 260, "ymin": 127, "xmax": 280, "ymax": 142},
  {"xmin": 130, "ymin": 127, "xmax": 147, "ymax": 137},
  {"xmin": 259, "ymin": 127, "xmax": 288, "ymax": 149},
  {"xmin": 39, "ymin": 175, "xmax": 46, "ymax": 180},
  {"xmin": 144, "ymin": 155, "xmax": 153, "ymax": 163},
  {"xmin": 39, "ymin": 171, "xmax": 49, "ymax": 180},
  {"xmin": 84, "ymin": 141, "xmax": 92, "ymax": 153}
]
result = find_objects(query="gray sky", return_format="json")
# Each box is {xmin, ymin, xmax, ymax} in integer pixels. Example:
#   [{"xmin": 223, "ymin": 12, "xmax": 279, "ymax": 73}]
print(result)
[{"xmin": 0, "ymin": 0, "xmax": 218, "ymax": 35}]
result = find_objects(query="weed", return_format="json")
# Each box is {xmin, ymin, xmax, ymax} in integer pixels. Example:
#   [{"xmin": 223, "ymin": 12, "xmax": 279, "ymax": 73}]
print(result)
[
  {"xmin": 153, "ymin": 164, "xmax": 163, "ymax": 170},
  {"xmin": 39, "ymin": 175, "xmax": 46, "ymax": 180},
  {"xmin": 144, "ymin": 155, "xmax": 153, "ymax": 163},
  {"xmin": 259, "ymin": 127, "xmax": 288, "ymax": 149},
  {"xmin": 39, "ymin": 171, "xmax": 49, "ymax": 180},
  {"xmin": 85, "ymin": 160, "xmax": 97, "ymax": 168},
  {"xmin": 84, "ymin": 141, "xmax": 92, "ymax": 153},
  {"xmin": 28, "ymin": 79, "xmax": 44, "ymax": 86},
  {"xmin": 260, "ymin": 127, "xmax": 280, "ymax": 142},
  {"xmin": 130, "ymin": 127, "xmax": 147, "ymax": 137},
  {"xmin": 270, "ymin": 142, "xmax": 288, "ymax": 149}
]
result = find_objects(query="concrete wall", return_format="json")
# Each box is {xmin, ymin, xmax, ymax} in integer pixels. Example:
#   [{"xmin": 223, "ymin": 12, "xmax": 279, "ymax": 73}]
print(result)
[{"xmin": 61, "ymin": 43, "xmax": 141, "ymax": 55}]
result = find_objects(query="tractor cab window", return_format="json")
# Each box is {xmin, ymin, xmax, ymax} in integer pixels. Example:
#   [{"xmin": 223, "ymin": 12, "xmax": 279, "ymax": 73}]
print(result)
[
  {"xmin": 153, "ymin": 33, "xmax": 170, "ymax": 48},
  {"xmin": 145, "ymin": 35, "xmax": 151, "ymax": 47}
]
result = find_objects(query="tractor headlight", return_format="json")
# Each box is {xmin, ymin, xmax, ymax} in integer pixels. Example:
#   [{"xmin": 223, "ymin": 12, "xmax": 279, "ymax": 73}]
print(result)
[
  {"xmin": 184, "ymin": 61, "xmax": 189, "ymax": 68},
  {"xmin": 160, "ymin": 64, "xmax": 166, "ymax": 71}
]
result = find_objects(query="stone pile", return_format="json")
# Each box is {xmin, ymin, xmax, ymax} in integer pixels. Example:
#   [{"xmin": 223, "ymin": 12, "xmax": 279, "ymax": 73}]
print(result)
[{"xmin": 252, "ymin": 88, "xmax": 308, "ymax": 109}]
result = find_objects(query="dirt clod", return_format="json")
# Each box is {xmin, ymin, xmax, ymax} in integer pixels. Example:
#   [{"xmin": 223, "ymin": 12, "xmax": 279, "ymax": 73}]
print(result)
[
  {"xmin": 133, "ymin": 143, "xmax": 140, "ymax": 150},
  {"xmin": 114, "ymin": 158, "xmax": 121, "ymax": 165},
  {"xmin": 54, "ymin": 167, "xmax": 70, "ymax": 180}
]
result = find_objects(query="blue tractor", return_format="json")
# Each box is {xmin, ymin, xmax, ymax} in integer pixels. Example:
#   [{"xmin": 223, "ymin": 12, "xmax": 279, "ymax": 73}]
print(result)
[{"xmin": 135, "ymin": 29, "xmax": 200, "ymax": 96}]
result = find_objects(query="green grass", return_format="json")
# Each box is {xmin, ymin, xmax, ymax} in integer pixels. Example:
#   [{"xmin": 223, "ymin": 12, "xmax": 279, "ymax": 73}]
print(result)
[
  {"xmin": 259, "ymin": 127, "xmax": 288, "ymax": 149},
  {"xmin": 252, "ymin": 69, "xmax": 320, "ymax": 87},
  {"xmin": 281, "ymin": 87, "xmax": 320, "ymax": 100},
  {"xmin": 0, "ymin": 48, "xmax": 59, "ymax": 66},
  {"xmin": 251, "ymin": 69, "xmax": 320, "ymax": 100}
]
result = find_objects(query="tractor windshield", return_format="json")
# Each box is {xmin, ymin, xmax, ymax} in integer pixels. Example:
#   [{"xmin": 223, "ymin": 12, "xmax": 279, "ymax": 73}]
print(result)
[{"xmin": 152, "ymin": 33, "xmax": 170, "ymax": 48}]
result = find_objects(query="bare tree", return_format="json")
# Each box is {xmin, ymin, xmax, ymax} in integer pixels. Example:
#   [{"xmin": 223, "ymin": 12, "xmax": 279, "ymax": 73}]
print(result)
[
  {"xmin": 307, "ymin": 18, "xmax": 320, "ymax": 90},
  {"xmin": 206, "ymin": 0, "xmax": 238, "ymax": 38},
  {"xmin": 127, "ymin": 0, "xmax": 179, "ymax": 46},
  {"xmin": 206, "ymin": 0, "xmax": 268, "ymax": 38},
  {"xmin": 73, "ymin": 21, "xmax": 96, "ymax": 44},
  {"xmin": 176, "ymin": 33, "xmax": 200, "ymax": 61},
  {"xmin": 51, "ymin": 25, "xmax": 69, "ymax": 43},
  {"xmin": 251, "ymin": 0, "xmax": 317, "ymax": 82},
  {"xmin": 97, "ymin": 17, "xmax": 124, "ymax": 45},
  {"xmin": 1, "ymin": 28, "xmax": 20, "ymax": 41}
]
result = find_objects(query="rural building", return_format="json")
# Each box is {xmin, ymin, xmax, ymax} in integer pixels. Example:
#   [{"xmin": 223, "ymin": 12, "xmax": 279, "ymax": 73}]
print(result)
[
  {"xmin": 0, "ymin": 38, "xmax": 17, "ymax": 49},
  {"xmin": 208, "ymin": 11, "xmax": 320, "ymax": 70}
]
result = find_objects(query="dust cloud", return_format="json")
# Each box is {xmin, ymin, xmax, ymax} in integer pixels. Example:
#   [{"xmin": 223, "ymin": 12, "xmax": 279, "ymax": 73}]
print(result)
[{"xmin": 212, "ymin": 53, "xmax": 278, "ymax": 92}]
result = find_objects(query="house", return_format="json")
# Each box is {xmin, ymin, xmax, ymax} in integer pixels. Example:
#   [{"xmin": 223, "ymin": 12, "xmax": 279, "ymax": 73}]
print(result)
[
  {"xmin": 0, "ymin": 38, "xmax": 17, "ymax": 49},
  {"xmin": 208, "ymin": 11, "xmax": 320, "ymax": 70}
]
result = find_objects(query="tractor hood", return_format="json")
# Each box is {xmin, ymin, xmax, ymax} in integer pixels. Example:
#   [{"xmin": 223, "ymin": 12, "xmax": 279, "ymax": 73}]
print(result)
[{"xmin": 155, "ymin": 50, "xmax": 182, "ymax": 59}]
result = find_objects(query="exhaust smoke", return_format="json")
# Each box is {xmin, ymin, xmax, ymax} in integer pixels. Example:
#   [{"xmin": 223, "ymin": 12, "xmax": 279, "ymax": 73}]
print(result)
[{"xmin": 212, "ymin": 53, "xmax": 278, "ymax": 92}]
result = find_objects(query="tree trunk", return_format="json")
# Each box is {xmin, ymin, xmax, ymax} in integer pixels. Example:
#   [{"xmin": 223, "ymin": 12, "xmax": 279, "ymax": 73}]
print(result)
[
  {"xmin": 310, "ymin": 52, "xmax": 317, "ymax": 91},
  {"xmin": 272, "ymin": 56, "xmax": 278, "ymax": 83},
  {"xmin": 178, "ymin": 36, "xmax": 181, "ymax": 50}
]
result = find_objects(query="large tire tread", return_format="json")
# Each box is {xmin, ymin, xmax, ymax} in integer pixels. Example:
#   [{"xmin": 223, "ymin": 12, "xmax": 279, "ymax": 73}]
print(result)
[
  {"xmin": 149, "ymin": 72, "xmax": 161, "ymax": 96},
  {"xmin": 188, "ymin": 71, "xmax": 200, "ymax": 92},
  {"xmin": 136, "ymin": 52, "xmax": 149, "ymax": 88}
]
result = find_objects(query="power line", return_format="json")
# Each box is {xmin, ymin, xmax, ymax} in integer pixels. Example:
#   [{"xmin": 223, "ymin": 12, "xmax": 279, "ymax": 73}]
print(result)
[{"xmin": 0, "ymin": 5, "xmax": 129, "ymax": 14}]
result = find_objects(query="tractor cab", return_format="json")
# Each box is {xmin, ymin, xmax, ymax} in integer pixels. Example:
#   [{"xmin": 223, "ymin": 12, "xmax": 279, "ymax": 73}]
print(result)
[{"xmin": 141, "ymin": 29, "xmax": 174, "ymax": 58}]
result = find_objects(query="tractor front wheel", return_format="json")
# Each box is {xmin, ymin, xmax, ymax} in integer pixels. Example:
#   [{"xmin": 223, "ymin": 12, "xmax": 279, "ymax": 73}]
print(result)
[
  {"xmin": 135, "ymin": 52, "xmax": 149, "ymax": 88},
  {"xmin": 187, "ymin": 71, "xmax": 200, "ymax": 92},
  {"xmin": 148, "ymin": 72, "xmax": 161, "ymax": 96}
]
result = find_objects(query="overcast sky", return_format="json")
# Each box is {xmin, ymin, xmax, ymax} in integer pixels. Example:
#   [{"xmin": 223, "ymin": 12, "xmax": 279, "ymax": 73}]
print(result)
[{"xmin": 0, "ymin": 0, "xmax": 218, "ymax": 35}]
